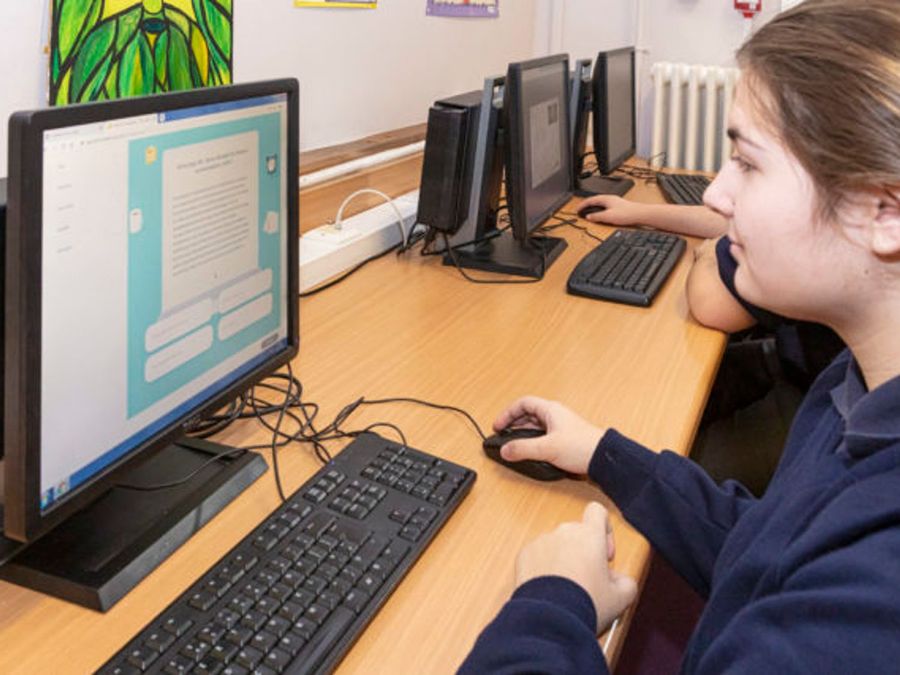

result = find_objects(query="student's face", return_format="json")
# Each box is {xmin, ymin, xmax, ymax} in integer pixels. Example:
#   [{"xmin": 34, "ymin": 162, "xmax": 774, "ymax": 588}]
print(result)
[{"xmin": 703, "ymin": 79, "xmax": 858, "ymax": 325}]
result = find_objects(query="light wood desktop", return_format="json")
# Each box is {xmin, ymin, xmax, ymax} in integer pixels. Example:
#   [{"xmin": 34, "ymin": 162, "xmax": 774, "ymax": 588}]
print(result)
[{"xmin": 0, "ymin": 175, "xmax": 726, "ymax": 674}]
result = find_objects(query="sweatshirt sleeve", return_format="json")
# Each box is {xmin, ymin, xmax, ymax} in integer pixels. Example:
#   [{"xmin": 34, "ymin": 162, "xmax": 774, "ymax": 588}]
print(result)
[
  {"xmin": 457, "ymin": 576, "xmax": 609, "ymax": 675},
  {"xmin": 590, "ymin": 429, "xmax": 758, "ymax": 597}
]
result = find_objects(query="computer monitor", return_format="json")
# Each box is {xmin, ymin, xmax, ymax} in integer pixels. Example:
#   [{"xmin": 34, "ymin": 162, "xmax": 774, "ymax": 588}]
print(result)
[
  {"xmin": 570, "ymin": 58, "xmax": 593, "ymax": 182},
  {"xmin": 580, "ymin": 47, "xmax": 636, "ymax": 197},
  {"xmin": 446, "ymin": 55, "xmax": 571, "ymax": 278},
  {"xmin": 1, "ymin": 80, "xmax": 299, "ymax": 609}
]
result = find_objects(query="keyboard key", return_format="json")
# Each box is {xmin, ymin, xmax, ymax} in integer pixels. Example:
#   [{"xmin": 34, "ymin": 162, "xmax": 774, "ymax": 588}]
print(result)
[
  {"xmin": 289, "ymin": 607, "xmax": 356, "ymax": 675},
  {"xmin": 162, "ymin": 616, "xmax": 194, "ymax": 638},
  {"xmin": 222, "ymin": 666, "xmax": 249, "ymax": 675},
  {"xmin": 264, "ymin": 648, "xmax": 293, "ymax": 673},
  {"xmin": 125, "ymin": 645, "xmax": 158, "ymax": 670},
  {"xmin": 188, "ymin": 590, "xmax": 218, "ymax": 612},
  {"xmin": 144, "ymin": 631, "xmax": 175, "ymax": 652},
  {"xmin": 278, "ymin": 632, "xmax": 306, "ymax": 657},
  {"xmin": 235, "ymin": 646, "xmax": 264, "ymax": 670},
  {"xmin": 179, "ymin": 640, "xmax": 209, "ymax": 662},
  {"xmin": 208, "ymin": 642, "xmax": 238, "ymax": 664},
  {"xmin": 162, "ymin": 655, "xmax": 193, "ymax": 674}
]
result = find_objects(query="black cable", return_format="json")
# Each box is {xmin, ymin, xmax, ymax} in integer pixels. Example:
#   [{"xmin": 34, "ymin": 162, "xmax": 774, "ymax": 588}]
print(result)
[
  {"xmin": 419, "ymin": 224, "xmax": 508, "ymax": 258},
  {"xmin": 116, "ymin": 444, "xmax": 249, "ymax": 492},
  {"xmin": 355, "ymin": 396, "xmax": 487, "ymax": 440},
  {"xmin": 541, "ymin": 214, "xmax": 606, "ymax": 243},
  {"xmin": 118, "ymin": 371, "xmax": 488, "ymax": 499},
  {"xmin": 441, "ymin": 232, "xmax": 546, "ymax": 285},
  {"xmin": 299, "ymin": 242, "xmax": 401, "ymax": 298}
]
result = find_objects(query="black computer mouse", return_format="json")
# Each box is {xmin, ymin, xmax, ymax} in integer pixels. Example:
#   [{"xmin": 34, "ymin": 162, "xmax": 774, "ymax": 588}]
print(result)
[
  {"xmin": 482, "ymin": 427, "xmax": 576, "ymax": 482},
  {"xmin": 577, "ymin": 203, "xmax": 607, "ymax": 219}
]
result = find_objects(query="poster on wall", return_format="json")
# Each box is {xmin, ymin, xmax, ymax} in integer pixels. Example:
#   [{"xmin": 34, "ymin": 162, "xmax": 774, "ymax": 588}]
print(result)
[
  {"xmin": 426, "ymin": 0, "xmax": 498, "ymax": 18},
  {"xmin": 294, "ymin": 1, "xmax": 377, "ymax": 8},
  {"xmin": 50, "ymin": 0, "xmax": 233, "ymax": 106}
]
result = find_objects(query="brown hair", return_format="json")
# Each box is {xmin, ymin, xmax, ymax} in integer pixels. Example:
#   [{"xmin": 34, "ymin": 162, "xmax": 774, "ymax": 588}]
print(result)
[{"xmin": 736, "ymin": 0, "xmax": 900, "ymax": 217}]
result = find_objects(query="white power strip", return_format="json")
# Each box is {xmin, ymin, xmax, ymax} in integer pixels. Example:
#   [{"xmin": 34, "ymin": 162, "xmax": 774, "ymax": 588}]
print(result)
[{"xmin": 299, "ymin": 190, "xmax": 420, "ymax": 294}]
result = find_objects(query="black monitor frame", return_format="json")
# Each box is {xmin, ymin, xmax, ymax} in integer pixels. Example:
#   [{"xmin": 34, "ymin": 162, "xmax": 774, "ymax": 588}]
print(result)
[
  {"xmin": 592, "ymin": 47, "xmax": 636, "ymax": 175},
  {"xmin": 4, "ymin": 79, "xmax": 300, "ymax": 543},
  {"xmin": 504, "ymin": 53, "xmax": 574, "ymax": 241},
  {"xmin": 570, "ymin": 58, "xmax": 593, "ymax": 181}
]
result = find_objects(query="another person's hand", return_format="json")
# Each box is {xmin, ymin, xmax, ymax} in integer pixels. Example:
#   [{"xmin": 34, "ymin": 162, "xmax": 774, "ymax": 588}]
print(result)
[
  {"xmin": 493, "ymin": 396, "xmax": 605, "ymax": 475},
  {"xmin": 516, "ymin": 502, "xmax": 637, "ymax": 634},
  {"xmin": 577, "ymin": 195, "xmax": 646, "ymax": 226}
]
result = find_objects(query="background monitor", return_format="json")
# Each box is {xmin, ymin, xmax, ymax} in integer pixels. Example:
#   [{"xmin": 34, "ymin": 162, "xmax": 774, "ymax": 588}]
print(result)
[
  {"xmin": 2, "ymin": 80, "xmax": 299, "ymax": 608},
  {"xmin": 504, "ymin": 53, "xmax": 574, "ymax": 241},
  {"xmin": 570, "ymin": 58, "xmax": 593, "ymax": 181},
  {"xmin": 592, "ymin": 47, "xmax": 636, "ymax": 175}
]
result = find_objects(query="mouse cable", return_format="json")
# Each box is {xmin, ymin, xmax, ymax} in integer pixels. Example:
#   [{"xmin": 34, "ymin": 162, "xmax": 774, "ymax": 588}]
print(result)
[
  {"xmin": 120, "ymin": 372, "xmax": 487, "ymax": 502},
  {"xmin": 539, "ymin": 215, "xmax": 606, "ymax": 243}
]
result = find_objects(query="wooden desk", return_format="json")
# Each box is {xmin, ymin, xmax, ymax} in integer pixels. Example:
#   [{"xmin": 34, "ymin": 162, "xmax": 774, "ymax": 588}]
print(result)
[{"xmin": 0, "ymin": 177, "xmax": 725, "ymax": 674}]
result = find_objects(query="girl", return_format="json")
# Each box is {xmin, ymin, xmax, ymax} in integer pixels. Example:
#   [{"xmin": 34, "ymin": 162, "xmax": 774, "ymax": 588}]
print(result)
[{"xmin": 460, "ymin": 1, "xmax": 900, "ymax": 672}]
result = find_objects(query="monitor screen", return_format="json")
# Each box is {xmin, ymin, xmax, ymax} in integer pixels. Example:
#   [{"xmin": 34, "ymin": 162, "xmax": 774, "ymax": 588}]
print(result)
[
  {"xmin": 4, "ymin": 81, "xmax": 299, "ymax": 540},
  {"xmin": 593, "ymin": 47, "xmax": 636, "ymax": 174},
  {"xmin": 505, "ymin": 54, "xmax": 573, "ymax": 239}
]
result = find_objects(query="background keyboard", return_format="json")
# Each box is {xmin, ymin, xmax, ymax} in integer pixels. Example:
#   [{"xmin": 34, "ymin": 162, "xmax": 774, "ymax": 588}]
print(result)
[
  {"xmin": 100, "ymin": 433, "xmax": 476, "ymax": 675},
  {"xmin": 657, "ymin": 173, "xmax": 711, "ymax": 206},
  {"xmin": 567, "ymin": 229, "xmax": 686, "ymax": 307}
]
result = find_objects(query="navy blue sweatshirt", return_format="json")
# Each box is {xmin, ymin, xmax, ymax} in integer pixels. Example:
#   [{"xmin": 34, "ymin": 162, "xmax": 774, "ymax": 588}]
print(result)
[{"xmin": 459, "ymin": 350, "xmax": 900, "ymax": 673}]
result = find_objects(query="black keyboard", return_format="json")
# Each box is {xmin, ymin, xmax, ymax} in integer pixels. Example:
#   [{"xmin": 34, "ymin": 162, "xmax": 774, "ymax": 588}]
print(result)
[
  {"xmin": 567, "ymin": 229, "xmax": 686, "ymax": 306},
  {"xmin": 100, "ymin": 433, "xmax": 476, "ymax": 675},
  {"xmin": 657, "ymin": 173, "xmax": 711, "ymax": 206}
]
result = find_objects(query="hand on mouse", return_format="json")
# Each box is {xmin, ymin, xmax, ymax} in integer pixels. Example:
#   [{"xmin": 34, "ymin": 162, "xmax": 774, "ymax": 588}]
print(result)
[
  {"xmin": 578, "ymin": 195, "xmax": 645, "ymax": 226},
  {"xmin": 493, "ymin": 396, "xmax": 606, "ymax": 475},
  {"xmin": 515, "ymin": 502, "xmax": 637, "ymax": 635}
]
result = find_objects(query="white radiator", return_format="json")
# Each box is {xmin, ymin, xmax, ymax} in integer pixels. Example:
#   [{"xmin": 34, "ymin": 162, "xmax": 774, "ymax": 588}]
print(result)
[{"xmin": 650, "ymin": 62, "xmax": 740, "ymax": 173}]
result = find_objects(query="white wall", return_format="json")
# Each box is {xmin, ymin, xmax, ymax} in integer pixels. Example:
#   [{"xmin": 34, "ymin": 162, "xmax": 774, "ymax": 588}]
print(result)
[
  {"xmin": 0, "ymin": 1, "xmax": 769, "ymax": 177},
  {"xmin": 552, "ymin": 0, "xmax": 760, "ymax": 156},
  {"xmin": 0, "ymin": 1, "xmax": 538, "ymax": 177},
  {"xmin": 234, "ymin": 0, "xmax": 538, "ymax": 153}
]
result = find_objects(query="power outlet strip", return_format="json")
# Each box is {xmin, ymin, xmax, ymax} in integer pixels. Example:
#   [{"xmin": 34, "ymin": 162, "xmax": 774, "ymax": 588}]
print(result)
[{"xmin": 299, "ymin": 190, "xmax": 420, "ymax": 294}]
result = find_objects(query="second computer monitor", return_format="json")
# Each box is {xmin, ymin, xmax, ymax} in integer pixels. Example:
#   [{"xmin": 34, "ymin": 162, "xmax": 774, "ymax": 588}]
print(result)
[
  {"xmin": 592, "ymin": 47, "xmax": 636, "ymax": 175},
  {"xmin": 504, "ymin": 53, "xmax": 573, "ymax": 240}
]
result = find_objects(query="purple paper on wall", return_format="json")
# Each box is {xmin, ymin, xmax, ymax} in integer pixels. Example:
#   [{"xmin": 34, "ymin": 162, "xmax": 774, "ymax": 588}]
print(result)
[{"xmin": 426, "ymin": 0, "xmax": 499, "ymax": 18}]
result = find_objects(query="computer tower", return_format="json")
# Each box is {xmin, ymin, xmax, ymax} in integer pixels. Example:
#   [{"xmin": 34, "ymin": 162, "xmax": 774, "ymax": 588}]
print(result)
[
  {"xmin": 417, "ymin": 103, "xmax": 471, "ymax": 234},
  {"xmin": 417, "ymin": 78, "xmax": 505, "ymax": 250}
]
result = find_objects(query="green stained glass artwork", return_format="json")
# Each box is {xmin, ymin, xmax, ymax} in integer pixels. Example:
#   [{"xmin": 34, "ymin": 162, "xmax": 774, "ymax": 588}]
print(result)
[{"xmin": 50, "ymin": 0, "xmax": 233, "ymax": 105}]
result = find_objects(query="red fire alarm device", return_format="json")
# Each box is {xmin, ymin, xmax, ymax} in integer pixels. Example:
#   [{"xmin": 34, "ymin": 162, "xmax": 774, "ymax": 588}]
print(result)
[{"xmin": 734, "ymin": 0, "xmax": 762, "ymax": 18}]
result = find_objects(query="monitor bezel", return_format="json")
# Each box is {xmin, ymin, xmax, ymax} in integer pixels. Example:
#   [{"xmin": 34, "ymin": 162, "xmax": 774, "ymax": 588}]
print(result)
[
  {"xmin": 4, "ymin": 79, "xmax": 300, "ymax": 542},
  {"xmin": 570, "ymin": 58, "xmax": 593, "ymax": 180},
  {"xmin": 504, "ymin": 53, "xmax": 573, "ymax": 241},
  {"xmin": 592, "ymin": 47, "xmax": 636, "ymax": 175}
]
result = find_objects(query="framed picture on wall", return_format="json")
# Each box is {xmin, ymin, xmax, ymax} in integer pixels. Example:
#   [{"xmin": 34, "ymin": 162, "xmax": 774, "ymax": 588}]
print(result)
[
  {"xmin": 426, "ymin": 0, "xmax": 499, "ymax": 18},
  {"xmin": 50, "ymin": 0, "xmax": 234, "ymax": 105},
  {"xmin": 294, "ymin": 1, "xmax": 378, "ymax": 8}
]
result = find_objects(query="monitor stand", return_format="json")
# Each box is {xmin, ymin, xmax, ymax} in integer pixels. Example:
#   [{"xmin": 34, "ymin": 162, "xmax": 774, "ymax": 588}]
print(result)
[
  {"xmin": 575, "ymin": 174, "xmax": 634, "ymax": 198},
  {"xmin": 444, "ymin": 229, "xmax": 567, "ymax": 278},
  {"xmin": 0, "ymin": 438, "xmax": 267, "ymax": 611}
]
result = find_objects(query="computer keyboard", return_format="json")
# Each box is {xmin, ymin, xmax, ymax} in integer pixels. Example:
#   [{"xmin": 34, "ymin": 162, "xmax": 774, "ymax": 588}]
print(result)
[
  {"xmin": 657, "ymin": 173, "xmax": 711, "ymax": 206},
  {"xmin": 100, "ymin": 433, "xmax": 476, "ymax": 675},
  {"xmin": 567, "ymin": 229, "xmax": 686, "ymax": 307}
]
